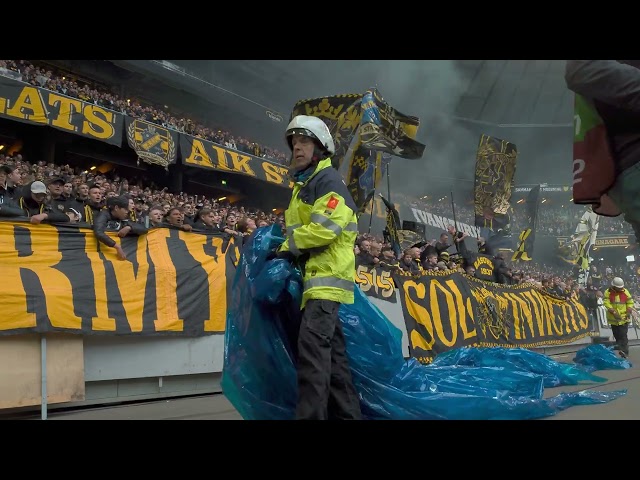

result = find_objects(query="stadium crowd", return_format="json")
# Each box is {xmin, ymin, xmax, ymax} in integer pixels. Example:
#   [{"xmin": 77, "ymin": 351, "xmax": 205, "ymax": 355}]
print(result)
[
  {"xmin": 0, "ymin": 60, "xmax": 289, "ymax": 165},
  {"xmin": 0, "ymin": 56, "xmax": 637, "ymax": 313},
  {"xmin": 405, "ymin": 195, "xmax": 635, "ymax": 237},
  {"xmin": 0, "ymin": 149, "xmax": 635, "ymax": 288}
]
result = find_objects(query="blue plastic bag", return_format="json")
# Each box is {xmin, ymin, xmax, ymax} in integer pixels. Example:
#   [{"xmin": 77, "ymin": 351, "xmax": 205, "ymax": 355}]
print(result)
[
  {"xmin": 221, "ymin": 225, "xmax": 626, "ymax": 420},
  {"xmin": 573, "ymin": 344, "xmax": 632, "ymax": 371},
  {"xmin": 432, "ymin": 346, "xmax": 607, "ymax": 387}
]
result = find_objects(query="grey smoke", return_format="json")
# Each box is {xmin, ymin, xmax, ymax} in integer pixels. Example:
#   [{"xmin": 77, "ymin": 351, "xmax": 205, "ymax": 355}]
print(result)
[{"xmin": 169, "ymin": 60, "xmax": 575, "ymax": 198}]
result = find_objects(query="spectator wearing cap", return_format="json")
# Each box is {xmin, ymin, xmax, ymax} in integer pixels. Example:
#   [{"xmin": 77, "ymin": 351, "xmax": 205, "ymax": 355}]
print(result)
[
  {"xmin": 379, "ymin": 246, "xmax": 400, "ymax": 271},
  {"xmin": 47, "ymin": 176, "xmax": 68, "ymax": 215},
  {"xmin": 16, "ymin": 181, "xmax": 70, "ymax": 224},
  {"xmin": 93, "ymin": 196, "xmax": 147, "ymax": 261},
  {"xmin": 437, "ymin": 250, "xmax": 450, "ymax": 270},
  {"xmin": 133, "ymin": 198, "xmax": 147, "ymax": 225}
]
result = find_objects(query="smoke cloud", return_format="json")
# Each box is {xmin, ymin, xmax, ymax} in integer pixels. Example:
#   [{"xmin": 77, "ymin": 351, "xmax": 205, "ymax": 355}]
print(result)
[{"xmin": 172, "ymin": 60, "xmax": 575, "ymax": 201}]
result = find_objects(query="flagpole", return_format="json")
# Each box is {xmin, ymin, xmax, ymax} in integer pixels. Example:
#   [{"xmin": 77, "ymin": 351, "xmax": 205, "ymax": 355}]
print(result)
[
  {"xmin": 367, "ymin": 161, "xmax": 379, "ymax": 234},
  {"xmin": 387, "ymin": 159, "xmax": 391, "ymax": 205},
  {"xmin": 450, "ymin": 189, "xmax": 458, "ymax": 232}
]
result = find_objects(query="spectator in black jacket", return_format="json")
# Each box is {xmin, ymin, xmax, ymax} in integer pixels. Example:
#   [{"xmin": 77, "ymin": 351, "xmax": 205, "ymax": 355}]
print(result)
[
  {"xmin": 0, "ymin": 165, "xmax": 21, "ymax": 200},
  {"xmin": 147, "ymin": 206, "xmax": 165, "ymax": 228},
  {"xmin": 93, "ymin": 196, "xmax": 147, "ymax": 261},
  {"xmin": 83, "ymin": 183, "xmax": 104, "ymax": 224},
  {"xmin": 493, "ymin": 251, "xmax": 510, "ymax": 284},
  {"xmin": 47, "ymin": 177, "xmax": 68, "ymax": 214},
  {"xmin": 356, "ymin": 238, "xmax": 379, "ymax": 267},
  {"xmin": 192, "ymin": 208, "xmax": 222, "ymax": 232},
  {"xmin": 16, "ymin": 181, "xmax": 69, "ymax": 224}
]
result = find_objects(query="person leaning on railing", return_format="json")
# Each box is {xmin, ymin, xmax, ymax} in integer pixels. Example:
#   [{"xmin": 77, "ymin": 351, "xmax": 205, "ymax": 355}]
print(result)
[
  {"xmin": 93, "ymin": 196, "xmax": 147, "ymax": 261},
  {"xmin": 9, "ymin": 181, "xmax": 70, "ymax": 224}
]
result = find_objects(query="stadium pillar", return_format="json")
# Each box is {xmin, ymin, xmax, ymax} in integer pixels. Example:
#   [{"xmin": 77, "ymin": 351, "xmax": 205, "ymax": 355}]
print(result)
[{"xmin": 169, "ymin": 163, "xmax": 184, "ymax": 193}]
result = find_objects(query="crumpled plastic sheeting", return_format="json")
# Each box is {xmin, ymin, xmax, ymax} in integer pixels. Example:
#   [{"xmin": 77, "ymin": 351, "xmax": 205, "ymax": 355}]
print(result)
[
  {"xmin": 432, "ymin": 346, "xmax": 607, "ymax": 387},
  {"xmin": 221, "ymin": 224, "xmax": 300, "ymax": 420},
  {"xmin": 222, "ymin": 225, "xmax": 627, "ymax": 420},
  {"xmin": 573, "ymin": 344, "xmax": 633, "ymax": 371}
]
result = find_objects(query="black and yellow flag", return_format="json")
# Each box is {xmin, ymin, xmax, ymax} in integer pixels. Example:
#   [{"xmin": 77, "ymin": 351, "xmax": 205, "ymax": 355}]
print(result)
[
  {"xmin": 344, "ymin": 130, "xmax": 384, "ymax": 212},
  {"xmin": 380, "ymin": 194, "xmax": 402, "ymax": 258},
  {"xmin": 290, "ymin": 93, "xmax": 363, "ymax": 169},
  {"xmin": 473, "ymin": 134, "xmax": 518, "ymax": 233},
  {"xmin": 512, "ymin": 185, "xmax": 540, "ymax": 261},
  {"xmin": 358, "ymin": 89, "xmax": 426, "ymax": 160}
]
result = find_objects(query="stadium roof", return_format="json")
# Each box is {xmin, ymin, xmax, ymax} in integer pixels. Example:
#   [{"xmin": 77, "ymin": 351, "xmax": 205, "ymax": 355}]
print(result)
[{"xmin": 110, "ymin": 60, "xmax": 576, "ymax": 188}]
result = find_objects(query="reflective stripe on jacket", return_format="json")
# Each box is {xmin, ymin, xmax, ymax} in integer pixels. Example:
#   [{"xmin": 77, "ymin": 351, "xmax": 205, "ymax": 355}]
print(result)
[
  {"xmin": 602, "ymin": 287, "xmax": 634, "ymax": 325},
  {"xmin": 279, "ymin": 158, "xmax": 358, "ymax": 309}
]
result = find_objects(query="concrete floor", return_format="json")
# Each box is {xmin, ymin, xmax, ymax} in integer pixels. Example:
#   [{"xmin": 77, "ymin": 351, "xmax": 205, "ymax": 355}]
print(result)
[
  {"xmin": 7, "ymin": 346, "xmax": 640, "ymax": 420},
  {"xmin": 20, "ymin": 347, "xmax": 640, "ymax": 421}
]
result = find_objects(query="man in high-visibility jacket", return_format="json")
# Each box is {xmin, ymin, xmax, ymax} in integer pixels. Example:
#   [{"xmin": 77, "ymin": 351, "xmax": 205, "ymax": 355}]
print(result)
[
  {"xmin": 603, "ymin": 277, "xmax": 635, "ymax": 358},
  {"xmin": 276, "ymin": 114, "xmax": 361, "ymax": 420}
]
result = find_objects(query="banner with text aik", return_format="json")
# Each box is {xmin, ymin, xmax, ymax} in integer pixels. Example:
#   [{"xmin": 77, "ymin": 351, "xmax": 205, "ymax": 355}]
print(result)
[
  {"xmin": 180, "ymin": 134, "xmax": 293, "ymax": 189},
  {"xmin": 0, "ymin": 222, "xmax": 239, "ymax": 336},
  {"xmin": 394, "ymin": 271, "xmax": 591, "ymax": 364},
  {"xmin": 0, "ymin": 75, "xmax": 124, "ymax": 147}
]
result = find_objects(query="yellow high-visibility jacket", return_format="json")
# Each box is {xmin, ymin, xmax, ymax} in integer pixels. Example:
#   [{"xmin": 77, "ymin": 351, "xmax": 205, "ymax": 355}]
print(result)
[
  {"xmin": 279, "ymin": 158, "xmax": 358, "ymax": 309},
  {"xmin": 603, "ymin": 287, "xmax": 634, "ymax": 325}
]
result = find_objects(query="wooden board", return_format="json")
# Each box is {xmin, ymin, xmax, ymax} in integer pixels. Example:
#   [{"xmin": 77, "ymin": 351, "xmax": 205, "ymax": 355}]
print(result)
[{"xmin": 0, "ymin": 334, "xmax": 85, "ymax": 409}]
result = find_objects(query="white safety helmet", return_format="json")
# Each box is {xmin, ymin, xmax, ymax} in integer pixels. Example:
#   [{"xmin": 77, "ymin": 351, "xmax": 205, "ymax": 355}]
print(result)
[
  {"xmin": 612, "ymin": 277, "xmax": 625, "ymax": 289},
  {"xmin": 285, "ymin": 115, "xmax": 335, "ymax": 155}
]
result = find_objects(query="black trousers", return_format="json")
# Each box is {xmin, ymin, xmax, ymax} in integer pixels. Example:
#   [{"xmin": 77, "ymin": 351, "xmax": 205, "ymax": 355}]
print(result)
[
  {"xmin": 295, "ymin": 299, "xmax": 362, "ymax": 420},
  {"xmin": 611, "ymin": 323, "xmax": 629, "ymax": 355}
]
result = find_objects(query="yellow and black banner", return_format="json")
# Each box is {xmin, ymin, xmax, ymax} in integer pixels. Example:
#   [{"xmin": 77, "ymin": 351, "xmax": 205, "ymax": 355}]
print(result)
[
  {"xmin": 344, "ymin": 131, "xmax": 384, "ymax": 212},
  {"xmin": 290, "ymin": 93, "xmax": 364, "ymax": 169},
  {"xmin": 380, "ymin": 194, "xmax": 402, "ymax": 257},
  {"xmin": 0, "ymin": 222, "xmax": 239, "ymax": 336},
  {"xmin": 512, "ymin": 184, "xmax": 540, "ymax": 261},
  {"xmin": 473, "ymin": 134, "xmax": 517, "ymax": 233},
  {"xmin": 180, "ymin": 134, "xmax": 293, "ymax": 189},
  {"xmin": 358, "ymin": 88, "xmax": 425, "ymax": 160},
  {"xmin": 0, "ymin": 75, "xmax": 124, "ymax": 147},
  {"xmin": 394, "ymin": 271, "xmax": 591, "ymax": 364},
  {"xmin": 354, "ymin": 264, "xmax": 397, "ymax": 303},
  {"xmin": 126, "ymin": 117, "xmax": 179, "ymax": 168},
  {"xmin": 471, "ymin": 253, "xmax": 496, "ymax": 282}
]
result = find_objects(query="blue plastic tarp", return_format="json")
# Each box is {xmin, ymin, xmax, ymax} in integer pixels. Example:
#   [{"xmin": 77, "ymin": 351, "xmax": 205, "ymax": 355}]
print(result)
[{"xmin": 221, "ymin": 225, "xmax": 626, "ymax": 420}]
